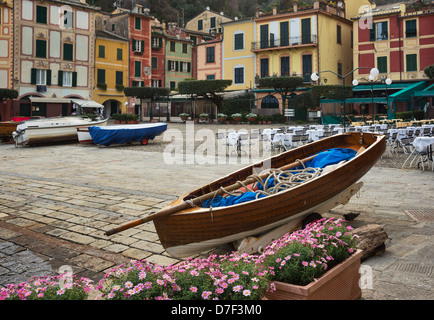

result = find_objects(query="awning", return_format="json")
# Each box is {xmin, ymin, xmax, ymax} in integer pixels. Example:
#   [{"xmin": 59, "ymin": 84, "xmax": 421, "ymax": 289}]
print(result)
[
  {"xmin": 414, "ymin": 83, "xmax": 434, "ymax": 97},
  {"xmin": 71, "ymin": 99, "xmax": 105, "ymax": 108},
  {"xmin": 388, "ymin": 81, "xmax": 427, "ymax": 101}
]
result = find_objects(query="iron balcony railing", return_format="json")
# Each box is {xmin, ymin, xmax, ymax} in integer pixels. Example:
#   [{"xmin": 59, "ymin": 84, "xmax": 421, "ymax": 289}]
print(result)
[{"xmin": 251, "ymin": 35, "xmax": 317, "ymax": 51}]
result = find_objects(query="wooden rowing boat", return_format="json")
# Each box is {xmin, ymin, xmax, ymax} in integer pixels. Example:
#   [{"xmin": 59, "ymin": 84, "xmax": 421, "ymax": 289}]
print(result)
[{"xmin": 152, "ymin": 132, "xmax": 385, "ymax": 258}]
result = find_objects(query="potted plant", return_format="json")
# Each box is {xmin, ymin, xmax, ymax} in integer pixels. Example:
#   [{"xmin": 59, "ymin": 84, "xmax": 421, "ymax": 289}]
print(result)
[
  {"xmin": 127, "ymin": 113, "xmax": 139, "ymax": 124},
  {"xmin": 247, "ymin": 113, "xmax": 257, "ymax": 123},
  {"xmin": 179, "ymin": 113, "xmax": 189, "ymax": 122},
  {"xmin": 119, "ymin": 113, "xmax": 128, "ymax": 124},
  {"xmin": 260, "ymin": 218, "xmax": 363, "ymax": 300},
  {"xmin": 217, "ymin": 113, "xmax": 227, "ymax": 123},
  {"xmin": 112, "ymin": 113, "xmax": 121, "ymax": 124},
  {"xmin": 199, "ymin": 113, "xmax": 209, "ymax": 122},
  {"xmin": 231, "ymin": 113, "xmax": 242, "ymax": 124}
]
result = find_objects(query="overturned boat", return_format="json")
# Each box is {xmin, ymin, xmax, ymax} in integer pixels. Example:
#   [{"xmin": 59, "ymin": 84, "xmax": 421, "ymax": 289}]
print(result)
[
  {"xmin": 106, "ymin": 132, "xmax": 386, "ymax": 258},
  {"xmin": 12, "ymin": 116, "xmax": 108, "ymax": 146}
]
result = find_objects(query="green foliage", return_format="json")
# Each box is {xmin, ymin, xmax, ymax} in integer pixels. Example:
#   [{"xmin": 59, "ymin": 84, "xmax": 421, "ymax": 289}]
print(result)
[
  {"xmin": 124, "ymin": 87, "xmax": 170, "ymax": 99},
  {"xmin": 310, "ymin": 85, "xmax": 353, "ymax": 107},
  {"xmin": 395, "ymin": 110, "xmax": 425, "ymax": 121},
  {"xmin": 424, "ymin": 64, "xmax": 434, "ymax": 79},
  {"xmin": 178, "ymin": 79, "xmax": 232, "ymax": 96},
  {"xmin": 221, "ymin": 92, "xmax": 253, "ymax": 116},
  {"xmin": 97, "ymin": 83, "xmax": 107, "ymax": 91},
  {"xmin": 257, "ymin": 76, "xmax": 304, "ymax": 93},
  {"xmin": 0, "ymin": 89, "xmax": 18, "ymax": 100}
]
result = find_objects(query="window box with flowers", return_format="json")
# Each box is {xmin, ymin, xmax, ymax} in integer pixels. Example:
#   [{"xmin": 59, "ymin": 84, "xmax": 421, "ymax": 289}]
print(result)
[
  {"xmin": 199, "ymin": 113, "xmax": 209, "ymax": 122},
  {"xmin": 217, "ymin": 113, "xmax": 227, "ymax": 123}
]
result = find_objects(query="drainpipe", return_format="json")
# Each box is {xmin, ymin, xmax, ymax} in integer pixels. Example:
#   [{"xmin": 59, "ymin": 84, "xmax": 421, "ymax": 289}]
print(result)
[
  {"xmin": 398, "ymin": 14, "xmax": 402, "ymax": 82},
  {"xmin": 316, "ymin": 12, "xmax": 319, "ymax": 81}
]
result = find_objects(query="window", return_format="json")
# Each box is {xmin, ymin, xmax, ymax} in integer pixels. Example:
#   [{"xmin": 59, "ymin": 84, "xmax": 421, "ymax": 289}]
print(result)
[
  {"xmin": 198, "ymin": 20, "xmax": 203, "ymax": 31},
  {"xmin": 337, "ymin": 25, "xmax": 341, "ymax": 44},
  {"xmin": 168, "ymin": 60, "xmax": 177, "ymax": 72},
  {"xmin": 234, "ymin": 67, "xmax": 244, "ymax": 84},
  {"xmin": 260, "ymin": 58, "xmax": 269, "ymax": 77},
  {"xmin": 170, "ymin": 81, "xmax": 176, "ymax": 91},
  {"xmin": 98, "ymin": 45, "xmax": 105, "ymax": 58},
  {"xmin": 36, "ymin": 69, "xmax": 46, "ymax": 85},
  {"xmin": 210, "ymin": 17, "xmax": 216, "ymax": 29},
  {"xmin": 234, "ymin": 33, "xmax": 244, "ymax": 50},
  {"xmin": 36, "ymin": 6, "xmax": 47, "ymax": 24},
  {"xmin": 36, "ymin": 39, "xmax": 47, "ymax": 58},
  {"xmin": 370, "ymin": 21, "xmax": 388, "ymax": 41},
  {"xmin": 206, "ymin": 47, "xmax": 215, "ymax": 63},
  {"xmin": 135, "ymin": 17, "xmax": 141, "ymax": 30},
  {"xmin": 116, "ymin": 71, "xmax": 123, "ymax": 85},
  {"xmin": 182, "ymin": 62, "xmax": 188, "ymax": 73},
  {"xmin": 152, "ymin": 80, "xmax": 161, "ymax": 87},
  {"xmin": 132, "ymin": 80, "xmax": 143, "ymax": 87},
  {"xmin": 132, "ymin": 39, "xmax": 144, "ymax": 53},
  {"xmin": 337, "ymin": 62, "xmax": 342, "ymax": 78},
  {"xmin": 261, "ymin": 95, "xmax": 279, "ymax": 109},
  {"xmin": 406, "ymin": 54, "xmax": 417, "ymax": 71},
  {"xmin": 405, "ymin": 20, "xmax": 417, "ymax": 38},
  {"xmin": 206, "ymin": 75, "xmax": 215, "ymax": 80},
  {"xmin": 182, "ymin": 43, "xmax": 188, "ymax": 54},
  {"xmin": 117, "ymin": 48, "xmax": 122, "ymax": 60},
  {"xmin": 152, "ymin": 37, "xmax": 162, "ymax": 48},
  {"xmin": 152, "ymin": 57, "xmax": 158, "ymax": 69},
  {"xmin": 281, "ymin": 56, "xmax": 290, "ymax": 76},
  {"xmin": 62, "ymin": 71, "xmax": 72, "ymax": 87},
  {"xmin": 63, "ymin": 10, "xmax": 74, "ymax": 29},
  {"xmin": 112, "ymin": 24, "xmax": 115, "ymax": 31},
  {"xmin": 170, "ymin": 41, "xmax": 176, "ymax": 52},
  {"xmin": 377, "ymin": 56, "xmax": 387, "ymax": 74},
  {"xmin": 97, "ymin": 69, "xmax": 106, "ymax": 84},
  {"xmin": 134, "ymin": 61, "xmax": 141, "ymax": 77},
  {"xmin": 63, "ymin": 43, "xmax": 73, "ymax": 61},
  {"xmin": 191, "ymin": 36, "xmax": 197, "ymax": 46}
]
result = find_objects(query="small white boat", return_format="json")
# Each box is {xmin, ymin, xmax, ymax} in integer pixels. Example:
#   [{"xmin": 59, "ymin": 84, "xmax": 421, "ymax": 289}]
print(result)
[{"xmin": 12, "ymin": 116, "xmax": 108, "ymax": 146}]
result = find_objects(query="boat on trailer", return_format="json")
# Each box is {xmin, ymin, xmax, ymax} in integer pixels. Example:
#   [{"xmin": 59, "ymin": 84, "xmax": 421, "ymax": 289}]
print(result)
[
  {"xmin": 87, "ymin": 122, "xmax": 167, "ymax": 146},
  {"xmin": 12, "ymin": 116, "xmax": 108, "ymax": 146},
  {"xmin": 106, "ymin": 132, "xmax": 386, "ymax": 258}
]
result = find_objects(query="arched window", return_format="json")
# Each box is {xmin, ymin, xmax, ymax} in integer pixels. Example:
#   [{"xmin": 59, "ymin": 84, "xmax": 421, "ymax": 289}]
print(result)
[{"xmin": 261, "ymin": 95, "xmax": 279, "ymax": 109}]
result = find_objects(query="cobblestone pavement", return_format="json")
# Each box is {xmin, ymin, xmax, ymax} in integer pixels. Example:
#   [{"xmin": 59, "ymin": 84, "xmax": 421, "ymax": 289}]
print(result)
[{"xmin": 0, "ymin": 123, "xmax": 433, "ymax": 300}]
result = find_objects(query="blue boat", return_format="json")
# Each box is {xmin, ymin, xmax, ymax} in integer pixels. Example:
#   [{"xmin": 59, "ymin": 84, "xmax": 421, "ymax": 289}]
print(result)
[{"xmin": 88, "ymin": 122, "xmax": 167, "ymax": 146}]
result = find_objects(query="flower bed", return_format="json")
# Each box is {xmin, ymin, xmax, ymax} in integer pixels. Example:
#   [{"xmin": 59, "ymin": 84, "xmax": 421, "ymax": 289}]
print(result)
[{"xmin": 0, "ymin": 218, "xmax": 358, "ymax": 300}]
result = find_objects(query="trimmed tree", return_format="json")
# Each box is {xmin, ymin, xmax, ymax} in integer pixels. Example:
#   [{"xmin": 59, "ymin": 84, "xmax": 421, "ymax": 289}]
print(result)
[
  {"xmin": 178, "ymin": 79, "xmax": 232, "ymax": 117},
  {"xmin": 424, "ymin": 64, "xmax": 434, "ymax": 79},
  {"xmin": 257, "ymin": 76, "xmax": 304, "ymax": 112}
]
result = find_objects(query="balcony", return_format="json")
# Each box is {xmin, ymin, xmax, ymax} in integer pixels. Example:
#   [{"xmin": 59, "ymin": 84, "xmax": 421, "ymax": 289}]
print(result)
[{"xmin": 251, "ymin": 35, "xmax": 317, "ymax": 51}]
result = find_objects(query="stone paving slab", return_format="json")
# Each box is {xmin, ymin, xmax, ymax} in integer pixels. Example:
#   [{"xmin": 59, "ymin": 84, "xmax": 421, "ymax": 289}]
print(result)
[{"xmin": 0, "ymin": 135, "xmax": 433, "ymax": 299}]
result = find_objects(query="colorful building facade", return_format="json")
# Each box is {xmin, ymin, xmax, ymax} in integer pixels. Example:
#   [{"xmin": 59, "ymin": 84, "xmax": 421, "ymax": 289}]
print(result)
[
  {"xmin": 151, "ymin": 18, "xmax": 166, "ymax": 88},
  {"xmin": 0, "ymin": 0, "xmax": 13, "ymax": 91},
  {"xmin": 165, "ymin": 36, "xmax": 193, "ymax": 92},
  {"xmin": 351, "ymin": 1, "xmax": 434, "ymax": 117},
  {"xmin": 12, "ymin": 0, "xmax": 99, "ymax": 118},
  {"xmin": 93, "ymin": 30, "xmax": 129, "ymax": 117},
  {"xmin": 221, "ymin": 17, "xmax": 256, "ymax": 91},
  {"xmin": 185, "ymin": 8, "xmax": 233, "ymax": 35},
  {"xmin": 196, "ymin": 37, "xmax": 222, "ymax": 80}
]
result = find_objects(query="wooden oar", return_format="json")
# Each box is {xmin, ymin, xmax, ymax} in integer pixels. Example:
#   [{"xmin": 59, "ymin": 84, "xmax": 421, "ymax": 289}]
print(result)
[{"xmin": 104, "ymin": 153, "xmax": 318, "ymax": 236}]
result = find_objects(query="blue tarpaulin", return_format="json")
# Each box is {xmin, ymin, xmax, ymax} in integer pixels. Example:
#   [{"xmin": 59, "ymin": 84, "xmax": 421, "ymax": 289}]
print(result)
[
  {"xmin": 88, "ymin": 123, "xmax": 167, "ymax": 146},
  {"xmin": 202, "ymin": 148, "xmax": 357, "ymax": 208}
]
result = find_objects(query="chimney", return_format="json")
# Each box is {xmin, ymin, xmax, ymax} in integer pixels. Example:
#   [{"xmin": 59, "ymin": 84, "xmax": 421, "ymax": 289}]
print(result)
[
  {"xmin": 273, "ymin": 4, "xmax": 277, "ymax": 15},
  {"xmin": 293, "ymin": 2, "xmax": 298, "ymax": 12}
]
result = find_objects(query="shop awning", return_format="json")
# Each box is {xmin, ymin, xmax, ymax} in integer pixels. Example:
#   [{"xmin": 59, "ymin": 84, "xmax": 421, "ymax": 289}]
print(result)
[
  {"xmin": 30, "ymin": 97, "xmax": 72, "ymax": 104},
  {"xmin": 71, "ymin": 99, "xmax": 105, "ymax": 108},
  {"xmin": 414, "ymin": 83, "xmax": 434, "ymax": 97}
]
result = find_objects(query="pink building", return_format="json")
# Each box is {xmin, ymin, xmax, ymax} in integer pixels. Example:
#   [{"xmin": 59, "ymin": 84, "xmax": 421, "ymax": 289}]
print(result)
[{"xmin": 196, "ymin": 37, "xmax": 222, "ymax": 80}]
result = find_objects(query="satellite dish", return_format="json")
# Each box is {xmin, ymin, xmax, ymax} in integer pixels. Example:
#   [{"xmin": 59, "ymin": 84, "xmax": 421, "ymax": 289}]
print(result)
[{"xmin": 143, "ymin": 66, "xmax": 151, "ymax": 76}]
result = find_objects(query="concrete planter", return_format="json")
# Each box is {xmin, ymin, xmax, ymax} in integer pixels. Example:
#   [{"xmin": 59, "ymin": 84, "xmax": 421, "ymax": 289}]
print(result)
[{"xmin": 265, "ymin": 249, "xmax": 363, "ymax": 300}]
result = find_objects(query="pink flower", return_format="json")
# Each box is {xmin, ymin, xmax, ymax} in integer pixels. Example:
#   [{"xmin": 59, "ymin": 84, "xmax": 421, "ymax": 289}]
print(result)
[
  {"xmin": 302, "ymin": 261, "xmax": 308, "ymax": 267},
  {"xmin": 215, "ymin": 287, "xmax": 224, "ymax": 295},
  {"xmin": 190, "ymin": 286, "xmax": 198, "ymax": 293},
  {"xmin": 201, "ymin": 291, "xmax": 212, "ymax": 300},
  {"xmin": 233, "ymin": 285, "xmax": 243, "ymax": 292},
  {"xmin": 243, "ymin": 289, "xmax": 251, "ymax": 296}
]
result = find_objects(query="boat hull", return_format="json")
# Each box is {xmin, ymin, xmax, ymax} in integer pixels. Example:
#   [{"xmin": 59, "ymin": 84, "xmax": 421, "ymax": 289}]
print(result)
[
  {"xmin": 13, "ymin": 117, "xmax": 108, "ymax": 146},
  {"xmin": 153, "ymin": 132, "xmax": 386, "ymax": 258},
  {"xmin": 0, "ymin": 121, "xmax": 19, "ymax": 142}
]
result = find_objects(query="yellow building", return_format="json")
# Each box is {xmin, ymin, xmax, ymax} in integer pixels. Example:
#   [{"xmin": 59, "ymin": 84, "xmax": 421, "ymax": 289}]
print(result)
[
  {"xmin": 221, "ymin": 17, "xmax": 256, "ymax": 91},
  {"xmin": 0, "ymin": 0, "xmax": 13, "ymax": 90},
  {"xmin": 185, "ymin": 7, "xmax": 233, "ymax": 35},
  {"xmin": 93, "ymin": 30, "xmax": 129, "ymax": 117},
  {"xmin": 251, "ymin": 1, "xmax": 366, "ymax": 113}
]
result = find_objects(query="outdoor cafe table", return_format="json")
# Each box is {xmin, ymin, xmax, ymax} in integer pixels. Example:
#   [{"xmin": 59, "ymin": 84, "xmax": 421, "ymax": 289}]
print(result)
[
  {"xmin": 410, "ymin": 137, "xmax": 434, "ymax": 170},
  {"xmin": 306, "ymin": 129, "xmax": 324, "ymax": 142},
  {"xmin": 272, "ymin": 133, "xmax": 294, "ymax": 150}
]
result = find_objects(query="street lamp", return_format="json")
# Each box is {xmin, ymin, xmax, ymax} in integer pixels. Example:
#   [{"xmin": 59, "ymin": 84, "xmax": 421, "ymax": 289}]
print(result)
[
  {"xmin": 352, "ymin": 68, "xmax": 392, "ymax": 123},
  {"xmin": 311, "ymin": 67, "xmax": 370, "ymax": 130}
]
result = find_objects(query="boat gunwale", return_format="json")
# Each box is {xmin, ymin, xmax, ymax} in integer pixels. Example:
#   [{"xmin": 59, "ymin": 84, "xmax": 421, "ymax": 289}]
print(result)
[{"xmin": 169, "ymin": 132, "xmax": 385, "ymax": 215}]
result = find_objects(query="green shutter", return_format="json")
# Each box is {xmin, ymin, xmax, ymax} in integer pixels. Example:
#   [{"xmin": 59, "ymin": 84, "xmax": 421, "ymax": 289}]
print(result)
[
  {"xmin": 46, "ymin": 69, "xmax": 51, "ymax": 86},
  {"xmin": 377, "ymin": 56, "xmax": 387, "ymax": 73},
  {"xmin": 72, "ymin": 72, "xmax": 77, "ymax": 87},
  {"xmin": 97, "ymin": 69, "xmax": 105, "ymax": 84},
  {"xmin": 168, "ymin": 60, "xmax": 171, "ymax": 71},
  {"xmin": 117, "ymin": 48, "xmax": 122, "ymax": 60},
  {"xmin": 116, "ymin": 71, "xmax": 123, "ymax": 85},
  {"xmin": 141, "ymin": 41, "xmax": 145, "ymax": 53},
  {"xmin": 63, "ymin": 43, "xmax": 73, "ymax": 61},
  {"xmin": 175, "ymin": 61, "xmax": 179, "ymax": 72},
  {"xmin": 31, "ymin": 68, "xmax": 37, "ymax": 85},
  {"xmin": 36, "ymin": 6, "xmax": 47, "ymax": 24},
  {"xmin": 132, "ymin": 39, "xmax": 136, "ymax": 51},
  {"xmin": 187, "ymin": 62, "xmax": 191, "ymax": 73},
  {"xmin": 135, "ymin": 61, "xmax": 141, "ymax": 77},
  {"xmin": 135, "ymin": 17, "xmax": 141, "ymax": 30},
  {"xmin": 36, "ymin": 40, "xmax": 46, "ymax": 58},
  {"xmin": 301, "ymin": 18, "xmax": 311, "ymax": 44},
  {"xmin": 159, "ymin": 37, "xmax": 163, "ymax": 48},
  {"xmin": 369, "ymin": 24, "xmax": 375, "ymax": 41},
  {"xmin": 406, "ymin": 54, "xmax": 417, "ymax": 71},
  {"xmin": 99, "ymin": 45, "xmax": 105, "ymax": 58},
  {"xmin": 280, "ymin": 21, "xmax": 289, "ymax": 47},
  {"xmin": 58, "ymin": 70, "xmax": 63, "ymax": 86}
]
